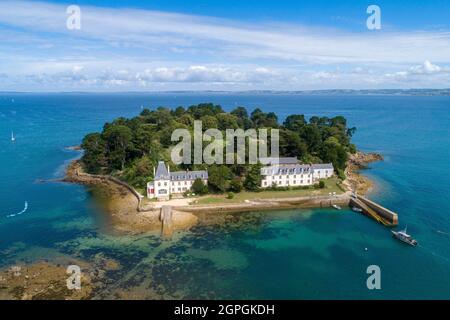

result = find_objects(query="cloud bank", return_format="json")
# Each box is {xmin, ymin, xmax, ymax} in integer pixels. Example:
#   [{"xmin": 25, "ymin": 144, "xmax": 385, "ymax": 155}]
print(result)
[{"xmin": 0, "ymin": 0, "xmax": 449, "ymax": 91}]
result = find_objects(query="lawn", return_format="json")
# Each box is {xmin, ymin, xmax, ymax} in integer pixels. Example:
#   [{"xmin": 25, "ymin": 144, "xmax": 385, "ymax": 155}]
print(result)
[{"xmin": 195, "ymin": 177, "xmax": 344, "ymax": 205}]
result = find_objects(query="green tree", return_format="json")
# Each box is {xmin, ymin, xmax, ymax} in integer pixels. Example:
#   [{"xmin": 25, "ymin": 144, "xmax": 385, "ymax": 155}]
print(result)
[
  {"xmin": 300, "ymin": 125, "xmax": 322, "ymax": 153},
  {"xmin": 229, "ymin": 177, "xmax": 244, "ymax": 193},
  {"xmin": 320, "ymin": 140, "xmax": 348, "ymax": 171},
  {"xmin": 283, "ymin": 114, "xmax": 306, "ymax": 132},
  {"xmin": 244, "ymin": 163, "xmax": 262, "ymax": 191},
  {"xmin": 134, "ymin": 124, "xmax": 157, "ymax": 156},
  {"xmin": 191, "ymin": 178, "xmax": 208, "ymax": 195},
  {"xmin": 188, "ymin": 103, "xmax": 223, "ymax": 119},
  {"xmin": 230, "ymin": 106, "xmax": 248, "ymax": 119},
  {"xmin": 279, "ymin": 129, "xmax": 307, "ymax": 158},
  {"xmin": 265, "ymin": 112, "xmax": 278, "ymax": 127},
  {"xmin": 200, "ymin": 115, "xmax": 219, "ymax": 131},
  {"xmin": 250, "ymin": 108, "xmax": 266, "ymax": 127},
  {"xmin": 178, "ymin": 114, "xmax": 194, "ymax": 127},
  {"xmin": 216, "ymin": 113, "xmax": 239, "ymax": 130},
  {"xmin": 81, "ymin": 133, "xmax": 107, "ymax": 173},
  {"xmin": 103, "ymin": 125, "xmax": 133, "ymax": 170},
  {"xmin": 319, "ymin": 180, "xmax": 325, "ymax": 189},
  {"xmin": 208, "ymin": 165, "xmax": 232, "ymax": 192},
  {"xmin": 172, "ymin": 106, "xmax": 186, "ymax": 117},
  {"xmin": 251, "ymin": 108, "xmax": 278, "ymax": 127},
  {"xmin": 123, "ymin": 156, "xmax": 154, "ymax": 189}
]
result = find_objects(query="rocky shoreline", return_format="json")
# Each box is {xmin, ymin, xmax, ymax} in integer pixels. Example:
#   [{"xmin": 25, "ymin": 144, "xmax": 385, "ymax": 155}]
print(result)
[
  {"xmin": 63, "ymin": 151, "xmax": 382, "ymax": 233},
  {"xmin": 343, "ymin": 151, "xmax": 383, "ymax": 195},
  {"xmin": 0, "ymin": 253, "xmax": 122, "ymax": 300},
  {"xmin": 63, "ymin": 161, "xmax": 198, "ymax": 235}
]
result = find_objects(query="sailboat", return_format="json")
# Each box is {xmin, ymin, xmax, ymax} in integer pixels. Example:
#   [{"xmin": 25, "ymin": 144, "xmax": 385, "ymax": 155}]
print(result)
[{"xmin": 11, "ymin": 131, "xmax": 15, "ymax": 142}]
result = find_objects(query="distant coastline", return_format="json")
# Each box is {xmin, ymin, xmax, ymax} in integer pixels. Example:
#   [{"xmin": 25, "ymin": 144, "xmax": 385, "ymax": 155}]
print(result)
[{"xmin": 1, "ymin": 89, "xmax": 450, "ymax": 96}]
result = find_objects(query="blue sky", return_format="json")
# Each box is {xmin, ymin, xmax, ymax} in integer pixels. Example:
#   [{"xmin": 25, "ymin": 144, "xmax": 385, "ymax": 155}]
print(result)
[{"xmin": 0, "ymin": 0, "xmax": 449, "ymax": 91}]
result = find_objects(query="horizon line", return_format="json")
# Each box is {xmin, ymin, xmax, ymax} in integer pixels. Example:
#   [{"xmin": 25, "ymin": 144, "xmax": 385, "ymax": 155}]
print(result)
[{"xmin": 1, "ymin": 88, "xmax": 450, "ymax": 95}]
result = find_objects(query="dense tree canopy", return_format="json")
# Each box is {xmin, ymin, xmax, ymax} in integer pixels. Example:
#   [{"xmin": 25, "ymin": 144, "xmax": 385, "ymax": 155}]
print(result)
[{"xmin": 80, "ymin": 103, "xmax": 356, "ymax": 191}]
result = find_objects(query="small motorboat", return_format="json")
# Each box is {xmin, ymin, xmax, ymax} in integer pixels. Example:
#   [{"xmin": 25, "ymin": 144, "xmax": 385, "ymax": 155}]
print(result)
[
  {"xmin": 11, "ymin": 131, "xmax": 15, "ymax": 142},
  {"xmin": 352, "ymin": 206, "xmax": 363, "ymax": 213},
  {"xmin": 332, "ymin": 204, "xmax": 341, "ymax": 210},
  {"xmin": 392, "ymin": 227, "xmax": 418, "ymax": 247}
]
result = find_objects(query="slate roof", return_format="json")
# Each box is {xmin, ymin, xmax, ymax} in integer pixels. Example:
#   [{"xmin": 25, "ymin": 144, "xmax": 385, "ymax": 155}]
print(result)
[
  {"xmin": 155, "ymin": 161, "xmax": 170, "ymax": 180},
  {"xmin": 259, "ymin": 157, "xmax": 299, "ymax": 165},
  {"xmin": 170, "ymin": 170, "xmax": 208, "ymax": 181},
  {"xmin": 154, "ymin": 161, "xmax": 208, "ymax": 181},
  {"xmin": 261, "ymin": 163, "xmax": 334, "ymax": 176},
  {"xmin": 311, "ymin": 163, "xmax": 334, "ymax": 170}
]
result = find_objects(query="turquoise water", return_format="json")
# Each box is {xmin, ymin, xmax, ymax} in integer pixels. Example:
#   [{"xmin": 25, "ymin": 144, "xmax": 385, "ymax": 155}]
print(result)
[{"xmin": 0, "ymin": 93, "xmax": 449, "ymax": 299}]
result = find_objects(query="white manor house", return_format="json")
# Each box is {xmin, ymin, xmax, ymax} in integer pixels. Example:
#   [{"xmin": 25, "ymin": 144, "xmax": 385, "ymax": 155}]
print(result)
[
  {"xmin": 259, "ymin": 157, "xmax": 334, "ymax": 188},
  {"xmin": 147, "ymin": 161, "xmax": 208, "ymax": 201},
  {"xmin": 147, "ymin": 158, "xmax": 333, "ymax": 200}
]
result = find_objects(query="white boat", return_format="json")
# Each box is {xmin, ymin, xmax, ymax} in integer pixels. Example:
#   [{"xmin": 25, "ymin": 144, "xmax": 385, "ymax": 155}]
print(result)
[
  {"xmin": 332, "ymin": 204, "xmax": 341, "ymax": 210},
  {"xmin": 352, "ymin": 206, "xmax": 363, "ymax": 213},
  {"xmin": 392, "ymin": 226, "xmax": 418, "ymax": 247},
  {"xmin": 11, "ymin": 131, "xmax": 15, "ymax": 142}
]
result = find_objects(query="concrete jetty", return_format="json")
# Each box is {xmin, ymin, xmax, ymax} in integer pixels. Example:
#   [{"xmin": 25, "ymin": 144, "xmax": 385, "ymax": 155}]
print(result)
[
  {"xmin": 160, "ymin": 205, "xmax": 174, "ymax": 238},
  {"xmin": 350, "ymin": 194, "xmax": 398, "ymax": 226}
]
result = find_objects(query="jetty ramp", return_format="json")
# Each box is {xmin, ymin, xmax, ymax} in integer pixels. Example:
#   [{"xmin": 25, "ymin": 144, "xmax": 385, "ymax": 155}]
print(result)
[{"xmin": 350, "ymin": 195, "xmax": 398, "ymax": 226}]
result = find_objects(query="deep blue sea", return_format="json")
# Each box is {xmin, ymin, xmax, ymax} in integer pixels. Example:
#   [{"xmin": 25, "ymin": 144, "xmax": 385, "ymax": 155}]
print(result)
[{"xmin": 0, "ymin": 93, "xmax": 449, "ymax": 299}]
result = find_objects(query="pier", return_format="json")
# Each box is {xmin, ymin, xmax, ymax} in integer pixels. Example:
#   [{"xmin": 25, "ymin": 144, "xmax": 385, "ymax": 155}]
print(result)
[
  {"xmin": 160, "ymin": 205, "xmax": 174, "ymax": 238},
  {"xmin": 350, "ymin": 194, "xmax": 398, "ymax": 226}
]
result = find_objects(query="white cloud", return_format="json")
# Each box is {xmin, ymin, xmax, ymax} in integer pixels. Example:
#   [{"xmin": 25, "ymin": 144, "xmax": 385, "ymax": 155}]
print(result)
[
  {"xmin": 385, "ymin": 61, "xmax": 450, "ymax": 80},
  {"xmin": 0, "ymin": 1, "xmax": 450, "ymax": 90},
  {"xmin": 1, "ymin": 0, "xmax": 450, "ymax": 65},
  {"xmin": 410, "ymin": 60, "xmax": 445, "ymax": 74}
]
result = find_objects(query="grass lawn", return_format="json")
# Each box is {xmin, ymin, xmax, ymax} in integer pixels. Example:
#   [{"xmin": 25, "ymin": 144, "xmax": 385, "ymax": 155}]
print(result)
[{"xmin": 195, "ymin": 177, "xmax": 345, "ymax": 205}]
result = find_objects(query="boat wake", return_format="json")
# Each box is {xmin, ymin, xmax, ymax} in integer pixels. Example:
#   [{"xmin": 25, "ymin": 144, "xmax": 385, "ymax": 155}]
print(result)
[
  {"xmin": 5, "ymin": 201, "xmax": 28, "ymax": 218},
  {"xmin": 436, "ymin": 230, "xmax": 450, "ymax": 238},
  {"xmin": 418, "ymin": 243, "xmax": 450, "ymax": 267}
]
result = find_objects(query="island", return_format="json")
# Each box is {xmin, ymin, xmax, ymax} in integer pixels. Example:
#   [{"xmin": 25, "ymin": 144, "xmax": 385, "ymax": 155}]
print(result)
[{"xmin": 63, "ymin": 103, "xmax": 384, "ymax": 235}]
